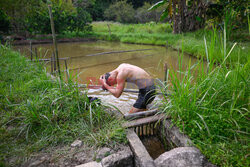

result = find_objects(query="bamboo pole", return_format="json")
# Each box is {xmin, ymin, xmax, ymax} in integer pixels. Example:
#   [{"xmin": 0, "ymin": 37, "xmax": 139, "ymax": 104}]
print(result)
[
  {"xmin": 64, "ymin": 59, "xmax": 69, "ymax": 81},
  {"xmin": 70, "ymin": 49, "xmax": 153, "ymax": 59},
  {"xmin": 107, "ymin": 24, "xmax": 111, "ymax": 37},
  {"xmin": 124, "ymin": 109, "xmax": 159, "ymax": 120},
  {"xmin": 164, "ymin": 63, "xmax": 168, "ymax": 82},
  {"xmin": 77, "ymin": 84, "xmax": 170, "ymax": 96},
  {"xmin": 53, "ymin": 52, "xmax": 56, "ymax": 72},
  {"xmin": 50, "ymin": 55, "xmax": 53, "ymax": 74},
  {"xmin": 27, "ymin": 57, "xmax": 69, "ymax": 62},
  {"xmin": 35, "ymin": 48, "xmax": 38, "ymax": 60},
  {"xmin": 48, "ymin": 4, "xmax": 61, "ymax": 76},
  {"xmin": 30, "ymin": 41, "xmax": 33, "ymax": 61}
]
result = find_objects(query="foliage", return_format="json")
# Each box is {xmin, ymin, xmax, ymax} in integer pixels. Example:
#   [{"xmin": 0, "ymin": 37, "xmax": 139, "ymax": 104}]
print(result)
[
  {"xmin": 0, "ymin": 9, "xmax": 10, "ymax": 33},
  {"xmin": 104, "ymin": 0, "xmax": 136, "ymax": 24},
  {"xmin": 135, "ymin": 2, "xmax": 166, "ymax": 23},
  {"xmin": 159, "ymin": 28, "xmax": 249, "ymax": 166},
  {"xmin": 0, "ymin": 0, "xmax": 92, "ymax": 34},
  {"xmin": 0, "ymin": 45, "xmax": 126, "ymax": 166},
  {"xmin": 26, "ymin": 1, "xmax": 92, "ymax": 34},
  {"xmin": 150, "ymin": 0, "xmax": 208, "ymax": 33},
  {"xmin": 67, "ymin": 7, "xmax": 92, "ymax": 33}
]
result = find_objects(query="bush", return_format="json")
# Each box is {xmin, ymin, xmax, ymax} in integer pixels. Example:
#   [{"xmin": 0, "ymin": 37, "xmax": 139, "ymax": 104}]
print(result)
[
  {"xmin": 0, "ymin": 9, "xmax": 10, "ymax": 33},
  {"xmin": 26, "ymin": 3, "xmax": 92, "ymax": 34},
  {"xmin": 104, "ymin": 0, "xmax": 135, "ymax": 23},
  {"xmin": 135, "ymin": 2, "xmax": 164, "ymax": 23}
]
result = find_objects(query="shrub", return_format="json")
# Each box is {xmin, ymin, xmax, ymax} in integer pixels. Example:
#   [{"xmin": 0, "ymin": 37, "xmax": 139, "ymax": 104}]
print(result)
[
  {"xmin": 135, "ymin": 2, "xmax": 165, "ymax": 23},
  {"xmin": 0, "ymin": 9, "xmax": 10, "ymax": 33},
  {"xmin": 104, "ymin": 0, "xmax": 135, "ymax": 23}
]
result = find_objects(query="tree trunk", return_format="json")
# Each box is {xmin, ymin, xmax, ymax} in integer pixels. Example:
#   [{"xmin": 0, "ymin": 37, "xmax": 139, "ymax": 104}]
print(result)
[
  {"xmin": 171, "ymin": 0, "xmax": 207, "ymax": 33},
  {"xmin": 172, "ymin": 0, "xmax": 177, "ymax": 34}
]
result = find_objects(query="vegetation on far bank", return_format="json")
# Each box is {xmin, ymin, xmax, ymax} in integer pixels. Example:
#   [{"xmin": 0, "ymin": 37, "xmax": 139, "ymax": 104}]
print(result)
[
  {"xmin": 61, "ymin": 21, "xmax": 248, "ymax": 64},
  {"xmin": 0, "ymin": 45, "xmax": 126, "ymax": 166}
]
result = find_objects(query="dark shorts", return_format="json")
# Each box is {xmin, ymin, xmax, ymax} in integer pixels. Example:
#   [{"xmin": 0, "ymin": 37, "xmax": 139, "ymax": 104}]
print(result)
[{"xmin": 133, "ymin": 84, "xmax": 156, "ymax": 109}]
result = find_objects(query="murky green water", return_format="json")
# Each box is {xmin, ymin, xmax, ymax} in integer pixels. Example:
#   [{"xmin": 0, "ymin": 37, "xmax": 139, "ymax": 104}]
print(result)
[{"xmin": 16, "ymin": 41, "xmax": 199, "ymax": 114}]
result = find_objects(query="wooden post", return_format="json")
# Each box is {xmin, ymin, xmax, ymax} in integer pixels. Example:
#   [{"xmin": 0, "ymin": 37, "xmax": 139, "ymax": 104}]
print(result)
[
  {"xmin": 53, "ymin": 52, "xmax": 56, "ymax": 72},
  {"xmin": 35, "ymin": 48, "xmax": 38, "ymax": 60},
  {"xmin": 164, "ymin": 63, "xmax": 168, "ymax": 82},
  {"xmin": 48, "ymin": 4, "xmax": 61, "ymax": 76},
  {"xmin": 51, "ymin": 55, "xmax": 53, "ymax": 74},
  {"xmin": 30, "ymin": 41, "xmax": 33, "ymax": 61},
  {"xmin": 107, "ymin": 24, "xmax": 111, "ymax": 37},
  {"xmin": 64, "ymin": 59, "xmax": 69, "ymax": 81}
]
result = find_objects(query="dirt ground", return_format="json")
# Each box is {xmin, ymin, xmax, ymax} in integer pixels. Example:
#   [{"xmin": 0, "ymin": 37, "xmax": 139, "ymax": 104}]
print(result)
[{"xmin": 18, "ymin": 142, "xmax": 128, "ymax": 167}]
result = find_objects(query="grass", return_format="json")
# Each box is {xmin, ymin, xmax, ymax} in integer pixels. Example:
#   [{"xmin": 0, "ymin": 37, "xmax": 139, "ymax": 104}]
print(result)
[
  {"xmin": 0, "ymin": 45, "xmax": 126, "ymax": 166},
  {"xmin": 158, "ymin": 28, "xmax": 250, "ymax": 166},
  {"xmin": 89, "ymin": 21, "xmax": 249, "ymax": 64}
]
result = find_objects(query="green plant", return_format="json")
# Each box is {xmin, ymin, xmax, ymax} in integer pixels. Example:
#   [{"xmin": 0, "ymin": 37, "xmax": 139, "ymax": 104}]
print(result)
[
  {"xmin": 0, "ymin": 9, "xmax": 10, "ymax": 33},
  {"xmin": 0, "ymin": 45, "xmax": 126, "ymax": 166},
  {"xmin": 104, "ymin": 0, "xmax": 136, "ymax": 23},
  {"xmin": 159, "ymin": 27, "xmax": 249, "ymax": 166}
]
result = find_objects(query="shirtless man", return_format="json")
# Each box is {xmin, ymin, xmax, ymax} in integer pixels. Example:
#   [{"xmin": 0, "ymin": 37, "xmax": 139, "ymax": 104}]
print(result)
[{"xmin": 99, "ymin": 63, "xmax": 156, "ymax": 113}]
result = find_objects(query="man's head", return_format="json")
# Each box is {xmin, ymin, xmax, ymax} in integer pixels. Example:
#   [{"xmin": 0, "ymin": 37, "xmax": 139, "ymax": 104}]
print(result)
[
  {"xmin": 104, "ymin": 72, "xmax": 117, "ymax": 86},
  {"xmin": 105, "ymin": 72, "xmax": 111, "ymax": 86}
]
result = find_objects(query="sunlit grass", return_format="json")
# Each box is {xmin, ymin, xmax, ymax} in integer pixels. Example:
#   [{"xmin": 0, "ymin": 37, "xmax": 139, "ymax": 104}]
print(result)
[{"xmin": 90, "ymin": 21, "xmax": 249, "ymax": 65}]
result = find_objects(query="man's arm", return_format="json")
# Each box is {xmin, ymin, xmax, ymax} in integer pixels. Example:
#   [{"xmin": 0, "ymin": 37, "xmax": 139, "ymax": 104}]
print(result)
[
  {"xmin": 101, "ymin": 72, "xmax": 126, "ymax": 98},
  {"xmin": 105, "ymin": 80, "xmax": 125, "ymax": 98}
]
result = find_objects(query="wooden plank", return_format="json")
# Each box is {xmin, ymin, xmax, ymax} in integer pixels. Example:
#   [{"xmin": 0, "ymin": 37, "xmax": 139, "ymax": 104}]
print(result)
[
  {"xmin": 122, "ymin": 114, "xmax": 167, "ymax": 128},
  {"xmin": 78, "ymin": 84, "xmax": 170, "ymax": 96},
  {"xmin": 124, "ymin": 109, "xmax": 158, "ymax": 120}
]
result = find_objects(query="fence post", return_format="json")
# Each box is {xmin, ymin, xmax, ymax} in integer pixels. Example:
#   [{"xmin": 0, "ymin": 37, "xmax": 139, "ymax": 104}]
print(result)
[
  {"xmin": 30, "ymin": 41, "xmax": 33, "ymax": 61},
  {"xmin": 64, "ymin": 59, "xmax": 69, "ymax": 81},
  {"xmin": 51, "ymin": 55, "xmax": 53, "ymax": 74},
  {"xmin": 164, "ymin": 63, "xmax": 168, "ymax": 82},
  {"xmin": 35, "ymin": 48, "xmax": 38, "ymax": 60},
  {"xmin": 48, "ymin": 4, "xmax": 61, "ymax": 77},
  {"xmin": 53, "ymin": 52, "xmax": 57, "ymax": 72}
]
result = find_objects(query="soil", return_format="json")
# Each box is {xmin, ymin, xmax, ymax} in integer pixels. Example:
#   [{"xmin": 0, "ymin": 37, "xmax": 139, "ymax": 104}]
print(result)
[{"xmin": 18, "ymin": 143, "xmax": 128, "ymax": 167}]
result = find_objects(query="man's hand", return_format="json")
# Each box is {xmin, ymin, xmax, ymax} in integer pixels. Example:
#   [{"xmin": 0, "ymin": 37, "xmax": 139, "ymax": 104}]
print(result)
[{"xmin": 99, "ymin": 74, "xmax": 107, "ymax": 90}]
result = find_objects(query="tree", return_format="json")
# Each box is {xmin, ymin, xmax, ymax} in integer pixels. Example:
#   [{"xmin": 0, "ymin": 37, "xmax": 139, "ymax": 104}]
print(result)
[
  {"xmin": 150, "ymin": 0, "xmax": 208, "ymax": 33},
  {"xmin": 104, "ymin": 0, "xmax": 135, "ymax": 23}
]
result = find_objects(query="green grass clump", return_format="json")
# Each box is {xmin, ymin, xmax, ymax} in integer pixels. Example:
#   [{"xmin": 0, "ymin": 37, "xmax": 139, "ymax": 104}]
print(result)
[
  {"xmin": 159, "ymin": 31, "xmax": 249, "ymax": 166},
  {"xmin": 0, "ymin": 45, "xmax": 126, "ymax": 166},
  {"xmin": 91, "ymin": 21, "xmax": 249, "ymax": 65}
]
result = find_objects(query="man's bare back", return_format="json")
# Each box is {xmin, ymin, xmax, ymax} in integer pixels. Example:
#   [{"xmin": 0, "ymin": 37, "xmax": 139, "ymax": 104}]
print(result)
[
  {"xmin": 111, "ymin": 63, "xmax": 153, "ymax": 89},
  {"xmin": 99, "ymin": 63, "xmax": 155, "ymax": 113}
]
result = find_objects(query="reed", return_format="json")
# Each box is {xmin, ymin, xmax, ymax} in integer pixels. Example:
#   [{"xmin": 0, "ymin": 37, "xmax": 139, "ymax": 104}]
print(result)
[{"xmin": 158, "ymin": 27, "xmax": 249, "ymax": 166}]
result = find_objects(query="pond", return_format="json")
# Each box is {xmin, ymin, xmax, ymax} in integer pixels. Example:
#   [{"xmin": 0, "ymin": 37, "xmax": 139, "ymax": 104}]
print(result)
[{"xmin": 16, "ymin": 41, "xmax": 199, "ymax": 114}]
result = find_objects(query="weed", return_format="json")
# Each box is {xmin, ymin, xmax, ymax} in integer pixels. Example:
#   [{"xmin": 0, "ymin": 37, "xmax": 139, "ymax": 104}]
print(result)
[
  {"xmin": 0, "ymin": 45, "xmax": 126, "ymax": 166},
  {"xmin": 159, "ymin": 27, "xmax": 249, "ymax": 166}
]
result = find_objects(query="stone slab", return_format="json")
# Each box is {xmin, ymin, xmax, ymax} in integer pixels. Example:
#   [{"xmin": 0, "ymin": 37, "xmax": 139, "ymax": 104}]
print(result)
[
  {"xmin": 75, "ymin": 161, "xmax": 102, "ymax": 167},
  {"xmin": 101, "ymin": 148, "xmax": 133, "ymax": 167},
  {"xmin": 159, "ymin": 119, "xmax": 193, "ymax": 147},
  {"xmin": 126, "ymin": 129, "xmax": 156, "ymax": 167},
  {"xmin": 155, "ymin": 147, "xmax": 205, "ymax": 167}
]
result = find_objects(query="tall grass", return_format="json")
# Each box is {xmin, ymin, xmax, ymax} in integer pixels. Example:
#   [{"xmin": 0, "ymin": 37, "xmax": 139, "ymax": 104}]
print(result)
[
  {"xmin": 0, "ymin": 45, "xmax": 126, "ymax": 166},
  {"xmin": 159, "ymin": 27, "xmax": 249, "ymax": 166}
]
